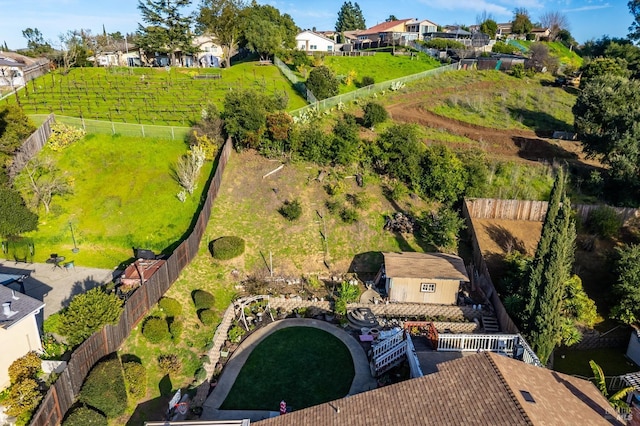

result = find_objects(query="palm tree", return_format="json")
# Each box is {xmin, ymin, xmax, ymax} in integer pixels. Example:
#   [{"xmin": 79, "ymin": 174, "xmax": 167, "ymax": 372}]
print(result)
[{"xmin": 589, "ymin": 360, "xmax": 634, "ymax": 409}]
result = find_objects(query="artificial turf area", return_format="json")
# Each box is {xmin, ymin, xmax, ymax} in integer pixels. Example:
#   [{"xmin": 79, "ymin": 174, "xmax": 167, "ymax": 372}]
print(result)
[{"xmin": 220, "ymin": 327, "xmax": 355, "ymax": 411}]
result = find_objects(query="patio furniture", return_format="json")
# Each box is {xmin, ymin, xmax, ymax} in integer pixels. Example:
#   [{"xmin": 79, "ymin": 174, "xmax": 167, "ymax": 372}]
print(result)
[
  {"xmin": 63, "ymin": 261, "xmax": 75, "ymax": 271},
  {"xmin": 46, "ymin": 254, "xmax": 65, "ymax": 269}
]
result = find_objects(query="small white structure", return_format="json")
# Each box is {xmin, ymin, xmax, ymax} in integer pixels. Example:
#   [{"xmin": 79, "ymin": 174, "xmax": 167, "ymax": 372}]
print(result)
[
  {"xmin": 0, "ymin": 56, "xmax": 25, "ymax": 88},
  {"xmin": 296, "ymin": 30, "xmax": 336, "ymax": 53}
]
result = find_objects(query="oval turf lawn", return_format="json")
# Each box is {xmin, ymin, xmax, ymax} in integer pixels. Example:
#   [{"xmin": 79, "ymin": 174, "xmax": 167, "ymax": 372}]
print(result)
[{"xmin": 220, "ymin": 326, "xmax": 355, "ymax": 411}]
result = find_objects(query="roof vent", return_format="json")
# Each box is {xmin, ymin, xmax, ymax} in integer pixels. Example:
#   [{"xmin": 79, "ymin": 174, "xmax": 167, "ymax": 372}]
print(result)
[
  {"xmin": 12, "ymin": 290, "xmax": 19, "ymax": 300},
  {"xmin": 2, "ymin": 302, "xmax": 16, "ymax": 318},
  {"xmin": 520, "ymin": 390, "xmax": 536, "ymax": 403}
]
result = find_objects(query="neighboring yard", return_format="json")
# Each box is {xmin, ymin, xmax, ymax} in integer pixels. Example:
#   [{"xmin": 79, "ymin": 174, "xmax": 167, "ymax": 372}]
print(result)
[
  {"xmin": 220, "ymin": 327, "xmax": 354, "ymax": 410},
  {"xmin": 18, "ymin": 133, "xmax": 212, "ymax": 268},
  {"xmin": 6, "ymin": 62, "xmax": 307, "ymax": 125}
]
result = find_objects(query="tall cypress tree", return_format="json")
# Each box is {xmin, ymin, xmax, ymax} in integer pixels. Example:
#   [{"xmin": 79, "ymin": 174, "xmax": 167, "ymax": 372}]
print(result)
[
  {"xmin": 522, "ymin": 168, "xmax": 576, "ymax": 364},
  {"xmin": 335, "ymin": 2, "xmax": 366, "ymax": 33}
]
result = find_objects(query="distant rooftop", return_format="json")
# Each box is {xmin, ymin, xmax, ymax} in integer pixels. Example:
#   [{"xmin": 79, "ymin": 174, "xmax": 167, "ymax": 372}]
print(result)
[{"xmin": 0, "ymin": 285, "xmax": 44, "ymax": 329}]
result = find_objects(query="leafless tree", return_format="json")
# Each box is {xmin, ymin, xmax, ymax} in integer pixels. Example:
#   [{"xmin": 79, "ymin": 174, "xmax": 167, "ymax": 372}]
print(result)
[
  {"xmin": 17, "ymin": 157, "xmax": 72, "ymax": 214},
  {"xmin": 476, "ymin": 10, "xmax": 495, "ymax": 25},
  {"xmin": 173, "ymin": 145, "xmax": 206, "ymax": 195},
  {"xmin": 58, "ymin": 31, "xmax": 81, "ymax": 74},
  {"xmin": 539, "ymin": 11, "xmax": 569, "ymax": 41}
]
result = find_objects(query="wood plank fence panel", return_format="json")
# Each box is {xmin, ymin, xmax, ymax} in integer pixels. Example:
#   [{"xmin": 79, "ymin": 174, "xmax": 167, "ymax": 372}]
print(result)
[
  {"xmin": 28, "ymin": 138, "xmax": 233, "ymax": 426},
  {"xmin": 8, "ymin": 114, "xmax": 55, "ymax": 180}
]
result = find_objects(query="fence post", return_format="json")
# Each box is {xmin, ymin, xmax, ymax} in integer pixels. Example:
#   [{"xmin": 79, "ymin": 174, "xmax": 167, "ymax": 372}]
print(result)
[
  {"xmin": 141, "ymin": 125, "xmax": 145, "ymax": 138},
  {"xmin": 171, "ymin": 127, "xmax": 175, "ymax": 140},
  {"xmin": 111, "ymin": 121, "xmax": 115, "ymax": 135},
  {"xmin": 81, "ymin": 117, "xmax": 86, "ymax": 131}
]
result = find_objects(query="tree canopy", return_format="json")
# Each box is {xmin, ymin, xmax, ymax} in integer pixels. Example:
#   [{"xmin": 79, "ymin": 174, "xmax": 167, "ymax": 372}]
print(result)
[
  {"xmin": 137, "ymin": 0, "xmax": 195, "ymax": 65},
  {"xmin": 241, "ymin": 1, "xmax": 297, "ymax": 60},
  {"xmin": 0, "ymin": 188, "xmax": 38, "ymax": 237},
  {"xmin": 573, "ymin": 75, "xmax": 640, "ymax": 187},
  {"xmin": 629, "ymin": 0, "xmax": 640, "ymax": 42},
  {"xmin": 512, "ymin": 8, "xmax": 533, "ymax": 35},
  {"xmin": 335, "ymin": 2, "xmax": 366, "ymax": 33},
  {"xmin": 611, "ymin": 244, "xmax": 640, "ymax": 324},
  {"xmin": 539, "ymin": 11, "xmax": 569, "ymax": 41},
  {"xmin": 197, "ymin": 0, "xmax": 246, "ymax": 68},
  {"xmin": 306, "ymin": 65, "xmax": 339, "ymax": 100},
  {"xmin": 479, "ymin": 19, "xmax": 498, "ymax": 39}
]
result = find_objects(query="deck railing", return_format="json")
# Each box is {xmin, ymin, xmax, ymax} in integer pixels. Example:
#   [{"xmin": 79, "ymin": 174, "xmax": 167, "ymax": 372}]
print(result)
[
  {"xmin": 372, "ymin": 341, "xmax": 408, "ymax": 375},
  {"xmin": 371, "ymin": 329, "xmax": 404, "ymax": 359},
  {"xmin": 437, "ymin": 333, "xmax": 543, "ymax": 367}
]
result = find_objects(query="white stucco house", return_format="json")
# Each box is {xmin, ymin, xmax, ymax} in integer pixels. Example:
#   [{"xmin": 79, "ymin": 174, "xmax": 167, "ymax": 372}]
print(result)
[
  {"xmin": 0, "ymin": 284, "xmax": 44, "ymax": 389},
  {"xmin": 296, "ymin": 31, "xmax": 336, "ymax": 53},
  {"xmin": 0, "ymin": 56, "xmax": 26, "ymax": 88},
  {"xmin": 193, "ymin": 35, "xmax": 223, "ymax": 67}
]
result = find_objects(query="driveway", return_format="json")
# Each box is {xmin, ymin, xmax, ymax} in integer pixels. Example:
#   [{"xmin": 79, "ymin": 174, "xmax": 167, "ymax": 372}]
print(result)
[{"xmin": 0, "ymin": 259, "xmax": 116, "ymax": 319}]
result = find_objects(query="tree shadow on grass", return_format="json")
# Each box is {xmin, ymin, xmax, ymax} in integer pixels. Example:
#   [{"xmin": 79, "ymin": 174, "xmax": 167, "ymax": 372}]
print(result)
[
  {"xmin": 513, "ymin": 136, "xmax": 578, "ymax": 162},
  {"xmin": 485, "ymin": 224, "xmax": 527, "ymax": 254},
  {"xmin": 507, "ymin": 108, "xmax": 573, "ymax": 135},
  {"xmin": 125, "ymin": 394, "xmax": 170, "ymax": 426}
]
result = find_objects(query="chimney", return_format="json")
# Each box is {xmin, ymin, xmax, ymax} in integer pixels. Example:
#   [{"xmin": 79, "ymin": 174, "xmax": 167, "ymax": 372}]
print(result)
[{"xmin": 2, "ymin": 302, "xmax": 10, "ymax": 316}]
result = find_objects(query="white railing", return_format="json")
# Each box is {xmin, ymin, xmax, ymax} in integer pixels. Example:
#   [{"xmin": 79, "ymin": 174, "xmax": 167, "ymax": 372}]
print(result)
[
  {"xmin": 437, "ymin": 333, "xmax": 543, "ymax": 367},
  {"xmin": 371, "ymin": 329, "xmax": 404, "ymax": 359},
  {"xmin": 373, "ymin": 341, "xmax": 408, "ymax": 374},
  {"xmin": 405, "ymin": 332, "xmax": 424, "ymax": 378}
]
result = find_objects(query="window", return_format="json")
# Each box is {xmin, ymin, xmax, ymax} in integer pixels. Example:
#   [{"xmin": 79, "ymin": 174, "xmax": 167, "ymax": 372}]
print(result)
[
  {"xmin": 421, "ymin": 283, "xmax": 436, "ymax": 293},
  {"xmin": 327, "ymin": 45, "xmax": 333, "ymax": 51},
  {"xmin": 310, "ymin": 45, "xmax": 317, "ymax": 50}
]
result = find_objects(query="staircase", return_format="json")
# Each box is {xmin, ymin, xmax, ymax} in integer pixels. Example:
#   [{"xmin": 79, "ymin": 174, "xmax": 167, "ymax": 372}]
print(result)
[
  {"xmin": 482, "ymin": 315, "xmax": 500, "ymax": 333},
  {"xmin": 370, "ymin": 329, "xmax": 408, "ymax": 376}
]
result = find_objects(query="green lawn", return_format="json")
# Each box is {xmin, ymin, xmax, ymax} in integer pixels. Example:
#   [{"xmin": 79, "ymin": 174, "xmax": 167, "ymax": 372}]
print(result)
[
  {"xmin": 323, "ymin": 52, "xmax": 442, "ymax": 94},
  {"xmin": 516, "ymin": 41, "xmax": 583, "ymax": 69},
  {"xmin": 18, "ymin": 133, "xmax": 212, "ymax": 268},
  {"xmin": 7, "ymin": 62, "xmax": 307, "ymax": 126},
  {"xmin": 220, "ymin": 327, "xmax": 355, "ymax": 410},
  {"xmin": 553, "ymin": 347, "xmax": 639, "ymax": 378}
]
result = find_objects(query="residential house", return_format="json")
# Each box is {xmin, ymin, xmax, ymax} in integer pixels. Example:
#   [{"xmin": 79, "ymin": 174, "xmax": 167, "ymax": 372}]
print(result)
[
  {"xmin": 0, "ymin": 285, "xmax": 44, "ymax": 389},
  {"xmin": 0, "ymin": 51, "xmax": 49, "ymax": 88},
  {"xmin": 531, "ymin": 27, "xmax": 551, "ymax": 41},
  {"xmin": 356, "ymin": 19, "xmax": 413, "ymax": 44},
  {"xmin": 497, "ymin": 22, "xmax": 513, "ymax": 39},
  {"xmin": 193, "ymin": 35, "xmax": 223, "ymax": 67},
  {"xmin": 295, "ymin": 31, "xmax": 336, "ymax": 53},
  {"xmin": 256, "ymin": 351, "xmax": 621, "ymax": 425},
  {"xmin": 377, "ymin": 252, "xmax": 469, "ymax": 304}
]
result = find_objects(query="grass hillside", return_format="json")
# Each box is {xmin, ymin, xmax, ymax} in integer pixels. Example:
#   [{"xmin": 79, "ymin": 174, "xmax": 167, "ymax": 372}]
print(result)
[
  {"xmin": 7, "ymin": 62, "xmax": 307, "ymax": 126},
  {"xmin": 322, "ymin": 52, "xmax": 442, "ymax": 93},
  {"xmin": 517, "ymin": 40, "xmax": 583, "ymax": 69},
  {"xmin": 19, "ymin": 134, "xmax": 212, "ymax": 268}
]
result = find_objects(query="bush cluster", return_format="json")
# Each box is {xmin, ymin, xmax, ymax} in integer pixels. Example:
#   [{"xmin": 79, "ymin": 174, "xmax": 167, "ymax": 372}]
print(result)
[
  {"xmin": 47, "ymin": 123, "xmax": 86, "ymax": 152},
  {"xmin": 362, "ymin": 102, "xmax": 389, "ymax": 128},
  {"xmin": 158, "ymin": 354, "xmax": 182, "ymax": 375},
  {"xmin": 142, "ymin": 316, "xmax": 171, "ymax": 343},
  {"xmin": 210, "ymin": 236, "xmax": 245, "ymax": 260},
  {"xmin": 586, "ymin": 205, "xmax": 623, "ymax": 238},
  {"xmin": 193, "ymin": 289, "xmax": 216, "ymax": 310},
  {"xmin": 3, "ymin": 378, "xmax": 42, "ymax": 418},
  {"xmin": 78, "ymin": 357, "xmax": 127, "ymax": 418},
  {"xmin": 8, "ymin": 351, "xmax": 41, "ymax": 384},
  {"xmin": 279, "ymin": 199, "xmax": 302, "ymax": 221},
  {"xmin": 199, "ymin": 309, "xmax": 217, "ymax": 326},
  {"xmin": 63, "ymin": 406, "xmax": 107, "ymax": 426},
  {"xmin": 123, "ymin": 362, "xmax": 147, "ymax": 400},
  {"xmin": 169, "ymin": 319, "xmax": 184, "ymax": 341},
  {"xmin": 360, "ymin": 76, "xmax": 375, "ymax": 87},
  {"xmin": 158, "ymin": 297, "xmax": 182, "ymax": 318}
]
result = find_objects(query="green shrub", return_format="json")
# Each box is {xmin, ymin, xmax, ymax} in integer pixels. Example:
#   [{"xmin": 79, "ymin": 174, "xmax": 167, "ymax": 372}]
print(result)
[
  {"xmin": 158, "ymin": 297, "xmax": 182, "ymax": 318},
  {"xmin": 43, "ymin": 312, "xmax": 63, "ymax": 334},
  {"xmin": 158, "ymin": 354, "xmax": 182, "ymax": 375},
  {"xmin": 0, "ymin": 188, "xmax": 39, "ymax": 237},
  {"xmin": 123, "ymin": 362, "xmax": 147, "ymax": 400},
  {"xmin": 142, "ymin": 317, "xmax": 170, "ymax": 343},
  {"xmin": 63, "ymin": 406, "xmax": 107, "ymax": 426},
  {"xmin": 512, "ymin": 63, "xmax": 525, "ymax": 78},
  {"xmin": 279, "ymin": 199, "xmax": 302, "ymax": 221},
  {"xmin": 492, "ymin": 41, "xmax": 519, "ymax": 54},
  {"xmin": 362, "ymin": 102, "xmax": 389, "ymax": 128},
  {"xmin": 193, "ymin": 289, "xmax": 216, "ymax": 310},
  {"xmin": 198, "ymin": 309, "xmax": 217, "ymax": 326},
  {"xmin": 78, "ymin": 357, "xmax": 127, "ymax": 418},
  {"xmin": 306, "ymin": 66, "xmax": 339, "ymax": 100},
  {"xmin": 347, "ymin": 192, "xmax": 371, "ymax": 209},
  {"xmin": 169, "ymin": 319, "xmax": 184, "ymax": 341},
  {"xmin": 42, "ymin": 334, "xmax": 69, "ymax": 360},
  {"xmin": 3, "ymin": 378, "xmax": 42, "ymax": 418},
  {"xmin": 228, "ymin": 324, "xmax": 246, "ymax": 343},
  {"xmin": 360, "ymin": 76, "xmax": 375, "ymax": 87},
  {"xmin": 586, "ymin": 205, "xmax": 623, "ymax": 238},
  {"xmin": 340, "ymin": 207, "xmax": 359, "ymax": 224},
  {"xmin": 8, "ymin": 351, "xmax": 41, "ymax": 384},
  {"xmin": 325, "ymin": 199, "xmax": 341, "ymax": 214},
  {"xmin": 194, "ymin": 367, "xmax": 207, "ymax": 382},
  {"xmin": 48, "ymin": 123, "xmax": 86, "ymax": 151},
  {"xmin": 210, "ymin": 236, "xmax": 245, "ymax": 260},
  {"xmin": 390, "ymin": 181, "xmax": 409, "ymax": 201},
  {"xmin": 419, "ymin": 206, "xmax": 466, "ymax": 253},
  {"xmin": 58, "ymin": 287, "xmax": 123, "ymax": 346}
]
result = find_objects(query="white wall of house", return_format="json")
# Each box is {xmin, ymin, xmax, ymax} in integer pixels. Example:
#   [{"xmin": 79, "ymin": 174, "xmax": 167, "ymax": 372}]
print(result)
[
  {"xmin": 194, "ymin": 35, "xmax": 223, "ymax": 67},
  {"xmin": 386, "ymin": 277, "xmax": 461, "ymax": 304},
  {"xmin": 296, "ymin": 31, "xmax": 335, "ymax": 52},
  {"xmin": 0, "ymin": 66, "xmax": 25, "ymax": 87},
  {"xmin": 0, "ymin": 315, "xmax": 43, "ymax": 389}
]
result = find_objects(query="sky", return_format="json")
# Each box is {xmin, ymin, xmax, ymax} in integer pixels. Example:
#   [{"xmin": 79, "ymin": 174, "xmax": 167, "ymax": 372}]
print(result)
[{"xmin": 0, "ymin": 0, "xmax": 633, "ymax": 51}]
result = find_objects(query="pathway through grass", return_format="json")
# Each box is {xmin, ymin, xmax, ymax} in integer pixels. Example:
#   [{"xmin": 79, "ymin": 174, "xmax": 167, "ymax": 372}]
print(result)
[{"xmin": 220, "ymin": 327, "xmax": 355, "ymax": 410}]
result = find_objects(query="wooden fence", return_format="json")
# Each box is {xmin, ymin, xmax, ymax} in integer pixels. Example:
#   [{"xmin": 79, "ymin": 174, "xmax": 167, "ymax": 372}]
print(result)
[
  {"xmin": 29, "ymin": 139, "xmax": 233, "ymax": 426},
  {"xmin": 465, "ymin": 197, "xmax": 640, "ymax": 224},
  {"xmin": 7, "ymin": 114, "xmax": 55, "ymax": 181}
]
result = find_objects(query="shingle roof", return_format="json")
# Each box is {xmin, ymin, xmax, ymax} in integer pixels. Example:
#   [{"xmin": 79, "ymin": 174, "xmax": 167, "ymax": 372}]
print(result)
[
  {"xmin": 360, "ymin": 19, "xmax": 413, "ymax": 36},
  {"xmin": 382, "ymin": 252, "xmax": 469, "ymax": 281},
  {"xmin": 0, "ymin": 285, "xmax": 44, "ymax": 329},
  {"xmin": 256, "ymin": 352, "xmax": 620, "ymax": 426}
]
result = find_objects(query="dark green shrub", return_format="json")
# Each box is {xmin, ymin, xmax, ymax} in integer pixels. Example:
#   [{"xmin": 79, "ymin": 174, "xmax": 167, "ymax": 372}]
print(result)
[
  {"xmin": 193, "ymin": 289, "xmax": 216, "ymax": 310},
  {"xmin": 123, "ymin": 362, "xmax": 147, "ymax": 400},
  {"xmin": 340, "ymin": 207, "xmax": 359, "ymax": 224},
  {"xmin": 158, "ymin": 354, "xmax": 182, "ymax": 375},
  {"xmin": 279, "ymin": 199, "xmax": 302, "ymax": 221},
  {"xmin": 58, "ymin": 287, "xmax": 123, "ymax": 346},
  {"xmin": 325, "ymin": 199, "xmax": 341, "ymax": 214},
  {"xmin": 512, "ymin": 63, "xmax": 525, "ymax": 78},
  {"xmin": 210, "ymin": 236, "xmax": 245, "ymax": 260},
  {"xmin": 158, "ymin": 297, "xmax": 182, "ymax": 318},
  {"xmin": 169, "ymin": 319, "xmax": 184, "ymax": 341},
  {"xmin": 362, "ymin": 102, "xmax": 389, "ymax": 128},
  {"xmin": 360, "ymin": 76, "xmax": 375, "ymax": 87},
  {"xmin": 63, "ymin": 406, "xmax": 107, "ymax": 426},
  {"xmin": 79, "ymin": 357, "xmax": 127, "ymax": 418},
  {"xmin": 0, "ymin": 187, "xmax": 39, "ymax": 237},
  {"xmin": 419, "ymin": 206, "xmax": 467, "ymax": 253},
  {"xmin": 142, "ymin": 317, "xmax": 170, "ymax": 343},
  {"xmin": 194, "ymin": 367, "xmax": 207, "ymax": 382},
  {"xmin": 422, "ymin": 38, "xmax": 465, "ymax": 50},
  {"xmin": 306, "ymin": 66, "xmax": 339, "ymax": 100},
  {"xmin": 198, "ymin": 309, "xmax": 216, "ymax": 326},
  {"xmin": 586, "ymin": 205, "xmax": 623, "ymax": 238},
  {"xmin": 347, "ymin": 192, "xmax": 371, "ymax": 209}
]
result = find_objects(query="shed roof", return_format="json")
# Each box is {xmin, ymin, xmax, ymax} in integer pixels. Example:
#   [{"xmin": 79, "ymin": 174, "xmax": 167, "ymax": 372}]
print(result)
[
  {"xmin": 382, "ymin": 252, "xmax": 469, "ymax": 281},
  {"xmin": 256, "ymin": 352, "xmax": 620, "ymax": 426},
  {"xmin": 0, "ymin": 285, "xmax": 44, "ymax": 329}
]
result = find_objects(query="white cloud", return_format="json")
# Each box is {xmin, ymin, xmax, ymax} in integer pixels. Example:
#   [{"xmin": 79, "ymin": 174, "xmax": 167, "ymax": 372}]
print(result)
[{"xmin": 562, "ymin": 3, "xmax": 612, "ymax": 13}]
